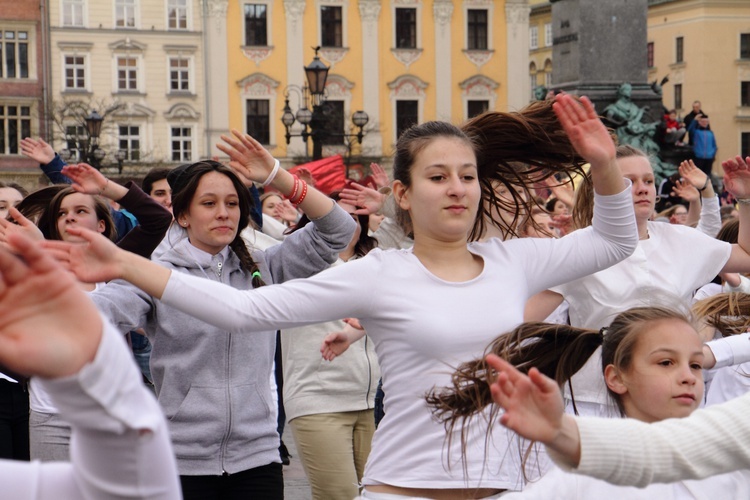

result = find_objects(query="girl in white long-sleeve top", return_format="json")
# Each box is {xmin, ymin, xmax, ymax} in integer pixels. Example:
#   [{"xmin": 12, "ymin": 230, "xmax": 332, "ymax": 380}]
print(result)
[{"xmin": 42, "ymin": 95, "xmax": 639, "ymax": 498}]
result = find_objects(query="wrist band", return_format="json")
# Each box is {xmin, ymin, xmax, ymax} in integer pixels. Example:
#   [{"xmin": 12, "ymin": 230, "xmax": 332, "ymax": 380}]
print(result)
[
  {"xmin": 697, "ymin": 177, "xmax": 710, "ymax": 192},
  {"xmin": 286, "ymin": 175, "xmax": 300, "ymax": 201},
  {"xmin": 261, "ymin": 159, "xmax": 281, "ymax": 187},
  {"xmin": 98, "ymin": 179, "xmax": 109, "ymax": 196},
  {"xmin": 737, "ymin": 198, "xmax": 750, "ymax": 205},
  {"xmin": 291, "ymin": 181, "xmax": 309, "ymax": 206}
]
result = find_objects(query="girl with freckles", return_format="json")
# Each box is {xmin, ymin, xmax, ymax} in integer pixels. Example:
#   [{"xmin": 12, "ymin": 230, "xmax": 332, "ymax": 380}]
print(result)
[{"xmin": 43, "ymin": 95, "xmax": 638, "ymax": 498}]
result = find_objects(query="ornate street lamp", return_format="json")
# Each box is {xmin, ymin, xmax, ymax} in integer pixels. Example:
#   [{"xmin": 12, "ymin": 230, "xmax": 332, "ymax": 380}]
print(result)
[
  {"xmin": 60, "ymin": 110, "xmax": 112, "ymax": 170},
  {"xmin": 281, "ymin": 47, "xmax": 369, "ymax": 160}
]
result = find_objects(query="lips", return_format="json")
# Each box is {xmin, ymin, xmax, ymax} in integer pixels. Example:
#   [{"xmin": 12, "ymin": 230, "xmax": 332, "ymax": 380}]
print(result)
[{"xmin": 674, "ymin": 393, "xmax": 696, "ymax": 404}]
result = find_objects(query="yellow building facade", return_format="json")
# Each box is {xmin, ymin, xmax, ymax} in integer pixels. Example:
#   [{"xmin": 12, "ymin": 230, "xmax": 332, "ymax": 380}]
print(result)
[
  {"xmin": 647, "ymin": 0, "xmax": 750, "ymax": 160},
  {"xmin": 217, "ymin": 0, "xmax": 533, "ymax": 166},
  {"xmin": 528, "ymin": 0, "xmax": 552, "ymax": 100}
]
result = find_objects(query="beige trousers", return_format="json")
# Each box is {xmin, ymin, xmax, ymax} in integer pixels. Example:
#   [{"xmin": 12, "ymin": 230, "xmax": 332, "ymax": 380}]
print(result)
[{"xmin": 290, "ymin": 409, "xmax": 375, "ymax": 500}]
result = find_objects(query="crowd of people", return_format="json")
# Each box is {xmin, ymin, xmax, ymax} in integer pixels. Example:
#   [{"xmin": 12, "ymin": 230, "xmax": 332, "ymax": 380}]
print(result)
[{"xmin": 0, "ymin": 92, "xmax": 749, "ymax": 500}]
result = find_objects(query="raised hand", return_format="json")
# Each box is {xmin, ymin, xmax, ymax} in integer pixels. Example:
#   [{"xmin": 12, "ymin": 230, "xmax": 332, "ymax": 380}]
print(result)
[
  {"xmin": 721, "ymin": 156, "xmax": 750, "ymax": 200},
  {"xmin": 61, "ymin": 163, "xmax": 106, "ymax": 193},
  {"xmin": 297, "ymin": 167, "xmax": 317, "ymax": 187},
  {"xmin": 273, "ymin": 199, "xmax": 299, "ymax": 224},
  {"xmin": 216, "ymin": 130, "xmax": 276, "ymax": 186},
  {"xmin": 0, "ymin": 207, "xmax": 44, "ymax": 248},
  {"xmin": 678, "ymin": 160, "xmax": 710, "ymax": 191},
  {"xmin": 671, "ymin": 179, "xmax": 699, "ymax": 203},
  {"xmin": 340, "ymin": 183, "xmax": 386, "ymax": 215},
  {"xmin": 0, "ymin": 232, "xmax": 101, "ymax": 378},
  {"xmin": 370, "ymin": 163, "xmax": 389, "ymax": 190},
  {"xmin": 486, "ymin": 354, "xmax": 565, "ymax": 443},
  {"xmin": 553, "ymin": 94, "xmax": 615, "ymax": 169},
  {"xmin": 20, "ymin": 137, "xmax": 55, "ymax": 164},
  {"xmin": 40, "ymin": 226, "xmax": 124, "ymax": 284}
]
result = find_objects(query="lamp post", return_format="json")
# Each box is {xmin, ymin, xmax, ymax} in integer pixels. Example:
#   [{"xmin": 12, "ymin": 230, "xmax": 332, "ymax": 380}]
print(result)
[
  {"xmin": 60, "ymin": 110, "xmax": 108, "ymax": 170},
  {"xmin": 281, "ymin": 47, "xmax": 369, "ymax": 161}
]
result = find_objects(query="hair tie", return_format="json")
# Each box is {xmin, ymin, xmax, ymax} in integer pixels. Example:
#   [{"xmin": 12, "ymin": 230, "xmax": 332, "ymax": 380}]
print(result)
[
  {"xmin": 251, "ymin": 271, "xmax": 262, "ymax": 279},
  {"xmin": 599, "ymin": 327, "xmax": 608, "ymax": 337}
]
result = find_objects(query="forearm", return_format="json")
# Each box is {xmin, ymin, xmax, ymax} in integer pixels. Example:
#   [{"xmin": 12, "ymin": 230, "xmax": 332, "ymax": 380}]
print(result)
[
  {"xmin": 120, "ymin": 250, "xmax": 172, "ymax": 300},
  {"xmin": 695, "ymin": 195, "xmax": 721, "ymax": 237},
  {"xmin": 38, "ymin": 318, "xmax": 179, "ymax": 499},
  {"xmin": 272, "ymin": 169, "xmax": 334, "ymax": 220},
  {"xmin": 737, "ymin": 202, "xmax": 750, "ymax": 254},
  {"xmin": 686, "ymin": 198, "xmax": 701, "ymax": 227},
  {"xmin": 41, "ymin": 155, "xmax": 72, "ymax": 184},
  {"xmin": 115, "ymin": 182, "xmax": 172, "ymax": 257},
  {"xmin": 590, "ymin": 158, "xmax": 627, "ymax": 196}
]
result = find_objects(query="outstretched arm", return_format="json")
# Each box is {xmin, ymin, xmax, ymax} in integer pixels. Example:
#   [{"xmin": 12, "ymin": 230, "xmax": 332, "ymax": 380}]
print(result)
[
  {"xmin": 0, "ymin": 233, "xmax": 179, "ymax": 499},
  {"xmin": 719, "ymin": 156, "xmax": 750, "ymax": 273}
]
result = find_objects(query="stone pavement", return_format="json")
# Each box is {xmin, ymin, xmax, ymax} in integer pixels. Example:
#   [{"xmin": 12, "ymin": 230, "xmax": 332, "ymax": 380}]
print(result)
[{"xmin": 282, "ymin": 427, "xmax": 313, "ymax": 500}]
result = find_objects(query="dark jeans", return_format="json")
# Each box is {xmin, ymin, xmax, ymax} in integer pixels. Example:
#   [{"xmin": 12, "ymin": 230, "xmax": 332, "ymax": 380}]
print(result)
[
  {"xmin": 180, "ymin": 462, "xmax": 283, "ymax": 500},
  {"xmin": 0, "ymin": 379, "xmax": 29, "ymax": 460}
]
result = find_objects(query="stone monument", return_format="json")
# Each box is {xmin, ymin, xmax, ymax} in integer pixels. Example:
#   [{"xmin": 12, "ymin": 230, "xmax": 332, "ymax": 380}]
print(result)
[{"xmin": 549, "ymin": 0, "xmax": 679, "ymax": 179}]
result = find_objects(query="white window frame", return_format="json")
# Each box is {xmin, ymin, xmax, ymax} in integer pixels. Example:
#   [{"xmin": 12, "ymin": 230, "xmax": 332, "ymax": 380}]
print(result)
[
  {"xmin": 237, "ymin": 72, "xmax": 279, "ymax": 147},
  {"xmin": 62, "ymin": 52, "xmax": 88, "ymax": 91},
  {"xmin": 0, "ymin": 25, "xmax": 36, "ymax": 80},
  {"xmin": 117, "ymin": 124, "xmax": 141, "ymax": 161},
  {"xmin": 392, "ymin": 4, "xmax": 422, "ymax": 50},
  {"xmin": 166, "ymin": 0, "xmax": 190, "ymax": 31},
  {"xmin": 115, "ymin": 0, "xmax": 138, "ymax": 29},
  {"xmin": 61, "ymin": 0, "xmax": 86, "ymax": 27},
  {"xmin": 115, "ymin": 55, "xmax": 140, "ymax": 92},
  {"xmin": 0, "ymin": 102, "xmax": 33, "ymax": 155},
  {"xmin": 169, "ymin": 124, "xmax": 194, "ymax": 163},
  {"xmin": 545, "ymin": 22, "xmax": 552, "ymax": 47},
  {"xmin": 167, "ymin": 56, "xmax": 192, "ymax": 93},
  {"xmin": 242, "ymin": 1, "xmax": 272, "ymax": 47},
  {"xmin": 318, "ymin": 1, "xmax": 347, "ymax": 49},
  {"xmin": 529, "ymin": 25, "xmax": 538, "ymax": 50}
]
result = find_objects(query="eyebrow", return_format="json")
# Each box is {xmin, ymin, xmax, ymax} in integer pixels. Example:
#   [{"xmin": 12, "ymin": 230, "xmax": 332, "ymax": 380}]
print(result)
[{"xmin": 649, "ymin": 347, "xmax": 704, "ymax": 358}]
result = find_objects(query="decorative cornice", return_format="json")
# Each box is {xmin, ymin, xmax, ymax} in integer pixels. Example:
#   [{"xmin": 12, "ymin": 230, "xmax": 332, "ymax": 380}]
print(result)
[
  {"xmin": 236, "ymin": 73, "xmax": 280, "ymax": 96},
  {"xmin": 462, "ymin": 49, "xmax": 494, "ymax": 70},
  {"xmin": 358, "ymin": 0, "xmax": 382, "ymax": 23},
  {"xmin": 164, "ymin": 102, "xmax": 200, "ymax": 120},
  {"xmin": 390, "ymin": 48, "xmax": 423, "ymax": 70},
  {"xmin": 111, "ymin": 101, "xmax": 156, "ymax": 118},
  {"xmin": 319, "ymin": 47, "xmax": 349, "ymax": 68},
  {"xmin": 241, "ymin": 46, "xmax": 274, "ymax": 66},
  {"xmin": 325, "ymin": 74, "xmax": 355, "ymax": 98},
  {"xmin": 109, "ymin": 38, "xmax": 147, "ymax": 51},
  {"xmin": 387, "ymin": 74, "xmax": 429, "ymax": 98},
  {"xmin": 163, "ymin": 45, "xmax": 198, "ymax": 53},
  {"xmin": 204, "ymin": 0, "xmax": 228, "ymax": 30},
  {"xmin": 284, "ymin": 0, "xmax": 306, "ymax": 31},
  {"xmin": 459, "ymin": 74, "xmax": 500, "ymax": 97},
  {"xmin": 57, "ymin": 41, "xmax": 93, "ymax": 51}
]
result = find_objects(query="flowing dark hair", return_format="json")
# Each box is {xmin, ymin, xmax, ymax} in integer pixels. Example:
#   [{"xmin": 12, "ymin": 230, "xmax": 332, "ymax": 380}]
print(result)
[
  {"xmin": 392, "ymin": 99, "xmax": 593, "ymax": 240},
  {"xmin": 425, "ymin": 306, "xmax": 694, "ymax": 475},
  {"xmin": 170, "ymin": 161, "xmax": 266, "ymax": 288}
]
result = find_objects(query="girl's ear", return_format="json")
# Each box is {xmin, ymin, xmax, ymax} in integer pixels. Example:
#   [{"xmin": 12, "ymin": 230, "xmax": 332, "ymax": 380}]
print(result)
[
  {"xmin": 97, "ymin": 218, "xmax": 106, "ymax": 234},
  {"xmin": 604, "ymin": 364, "xmax": 628, "ymax": 395},
  {"xmin": 392, "ymin": 180, "xmax": 410, "ymax": 211}
]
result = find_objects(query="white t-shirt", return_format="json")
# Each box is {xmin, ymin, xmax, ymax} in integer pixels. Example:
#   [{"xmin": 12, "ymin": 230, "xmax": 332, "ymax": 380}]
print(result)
[{"xmin": 551, "ymin": 221, "xmax": 731, "ymax": 409}]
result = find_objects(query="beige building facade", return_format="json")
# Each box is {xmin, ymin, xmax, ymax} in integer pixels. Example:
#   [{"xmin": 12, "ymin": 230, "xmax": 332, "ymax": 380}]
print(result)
[{"xmin": 48, "ymin": 0, "xmax": 206, "ymax": 169}]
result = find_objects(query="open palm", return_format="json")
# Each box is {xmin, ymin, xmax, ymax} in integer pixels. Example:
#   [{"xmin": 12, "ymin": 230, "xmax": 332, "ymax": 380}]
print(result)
[{"xmin": 553, "ymin": 95, "xmax": 615, "ymax": 168}]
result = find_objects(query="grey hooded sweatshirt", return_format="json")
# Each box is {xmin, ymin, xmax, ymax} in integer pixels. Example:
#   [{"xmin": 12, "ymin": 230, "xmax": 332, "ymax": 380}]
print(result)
[{"xmin": 91, "ymin": 205, "xmax": 355, "ymax": 476}]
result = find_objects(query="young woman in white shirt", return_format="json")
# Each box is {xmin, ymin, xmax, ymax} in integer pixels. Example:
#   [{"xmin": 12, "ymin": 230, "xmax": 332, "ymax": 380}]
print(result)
[{"xmin": 41, "ymin": 94, "xmax": 639, "ymax": 498}]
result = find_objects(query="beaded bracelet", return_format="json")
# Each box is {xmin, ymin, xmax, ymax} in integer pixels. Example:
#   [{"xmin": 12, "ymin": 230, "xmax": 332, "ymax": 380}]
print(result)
[{"xmin": 291, "ymin": 181, "xmax": 309, "ymax": 206}]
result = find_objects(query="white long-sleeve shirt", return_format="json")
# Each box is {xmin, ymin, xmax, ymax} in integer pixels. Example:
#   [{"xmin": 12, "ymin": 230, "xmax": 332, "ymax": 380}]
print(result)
[
  {"xmin": 157, "ymin": 186, "xmax": 637, "ymax": 491},
  {"xmin": 557, "ymin": 391, "xmax": 750, "ymax": 488},
  {"xmin": 0, "ymin": 317, "xmax": 180, "ymax": 500}
]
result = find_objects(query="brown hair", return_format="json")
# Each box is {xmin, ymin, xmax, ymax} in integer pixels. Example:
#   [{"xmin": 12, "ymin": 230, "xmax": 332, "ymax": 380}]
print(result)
[
  {"xmin": 572, "ymin": 144, "xmax": 649, "ymax": 230},
  {"xmin": 392, "ymin": 99, "xmax": 596, "ymax": 240},
  {"xmin": 47, "ymin": 187, "xmax": 116, "ymax": 242},
  {"xmin": 692, "ymin": 292, "xmax": 750, "ymax": 338},
  {"xmin": 425, "ymin": 306, "xmax": 692, "ymax": 473},
  {"xmin": 171, "ymin": 161, "xmax": 266, "ymax": 288}
]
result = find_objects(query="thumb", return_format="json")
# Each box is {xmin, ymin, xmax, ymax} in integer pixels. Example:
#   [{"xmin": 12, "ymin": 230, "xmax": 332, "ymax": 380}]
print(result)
[{"xmin": 8, "ymin": 207, "xmax": 33, "ymax": 227}]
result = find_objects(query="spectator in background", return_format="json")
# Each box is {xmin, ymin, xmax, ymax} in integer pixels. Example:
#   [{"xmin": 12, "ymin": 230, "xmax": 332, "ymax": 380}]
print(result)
[
  {"xmin": 663, "ymin": 109, "xmax": 686, "ymax": 146},
  {"xmin": 0, "ymin": 182, "xmax": 27, "ymax": 220},
  {"xmin": 688, "ymin": 114, "xmax": 718, "ymax": 177},
  {"xmin": 142, "ymin": 168, "xmax": 173, "ymax": 213},
  {"xmin": 683, "ymin": 100, "xmax": 705, "ymax": 141}
]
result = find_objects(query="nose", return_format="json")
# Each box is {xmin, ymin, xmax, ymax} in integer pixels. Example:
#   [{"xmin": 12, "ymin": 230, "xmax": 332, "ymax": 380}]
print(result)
[
  {"xmin": 216, "ymin": 202, "xmax": 229, "ymax": 218},
  {"xmin": 446, "ymin": 174, "xmax": 466, "ymax": 197},
  {"xmin": 165, "ymin": 194, "xmax": 172, "ymax": 208},
  {"xmin": 679, "ymin": 364, "xmax": 698, "ymax": 386}
]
